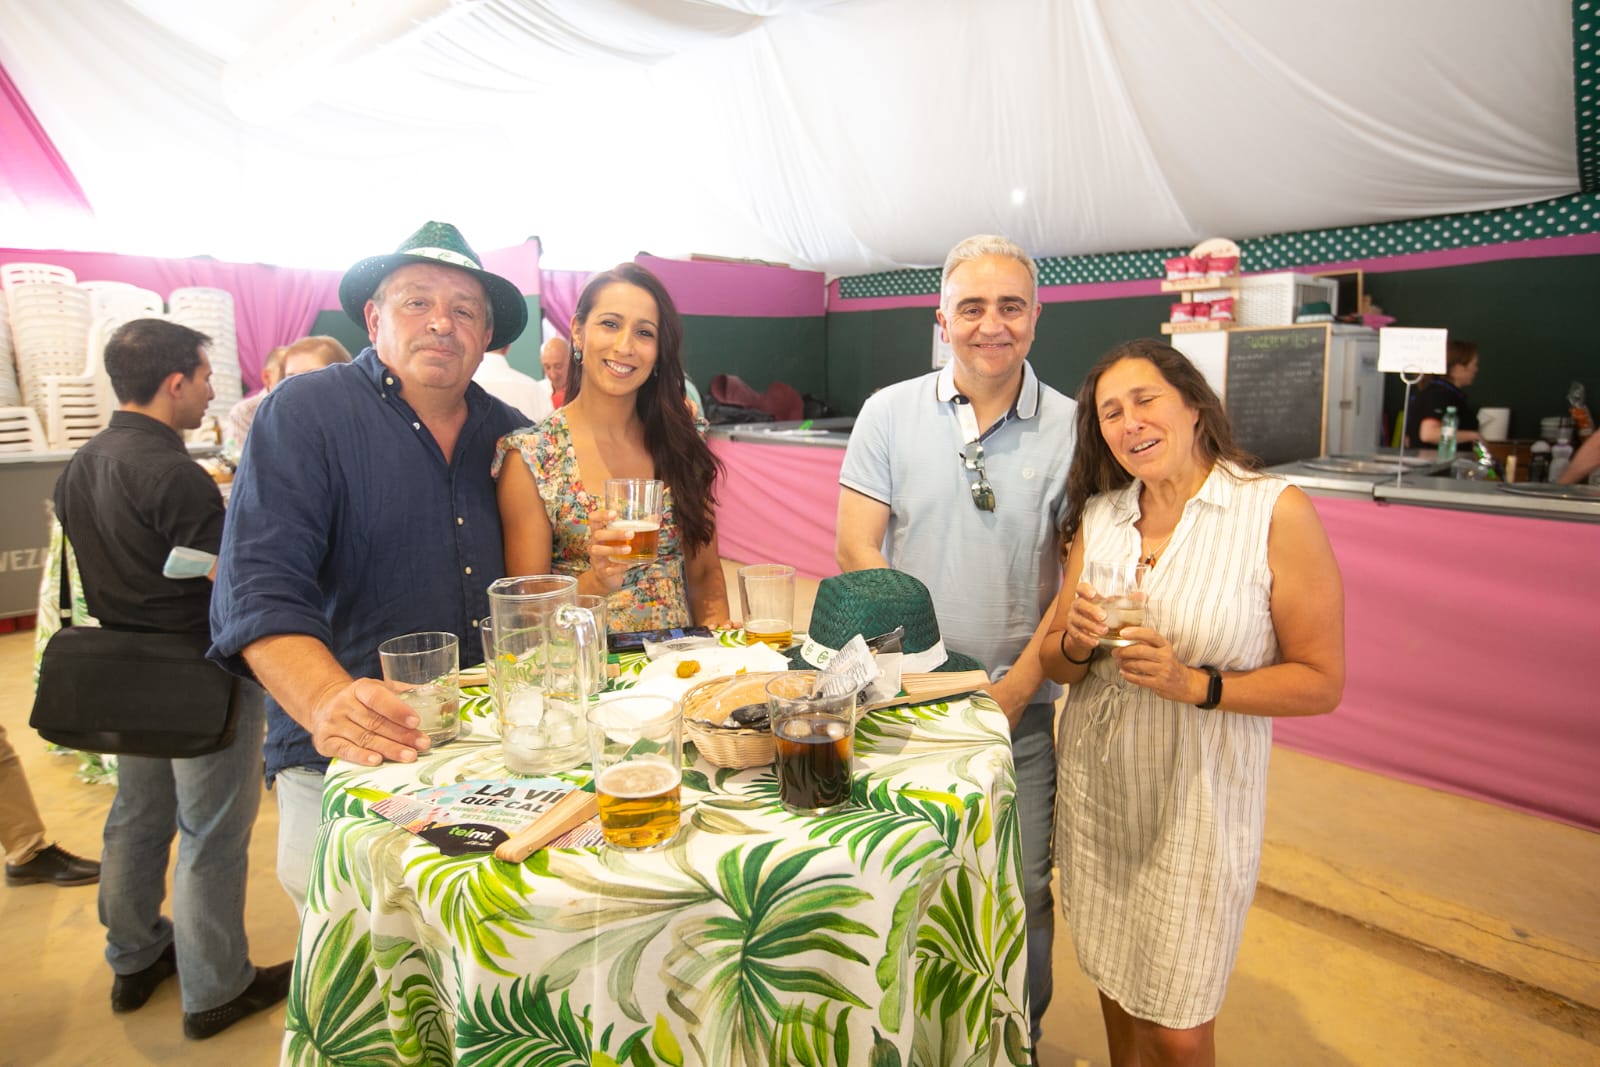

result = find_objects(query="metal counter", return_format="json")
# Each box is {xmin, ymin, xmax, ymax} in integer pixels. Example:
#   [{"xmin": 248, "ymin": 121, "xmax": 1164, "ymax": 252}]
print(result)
[
  {"xmin": 706, "ymin": 417, "xmax": 853, "ymax": 450},
  {"xmin": 1268, "ymin": 455, "xmax": 1600, "ymax": 524}
]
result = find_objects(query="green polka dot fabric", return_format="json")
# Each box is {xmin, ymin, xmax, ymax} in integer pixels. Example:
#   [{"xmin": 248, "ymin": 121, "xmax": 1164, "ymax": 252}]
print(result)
[
  {"xmin": 1580, "ymin": 0, "xmax": 1599, "ymax": 192},
  {"xmin": 838, "ymin": 193, "xmax": 1600, "ymax": 300}
]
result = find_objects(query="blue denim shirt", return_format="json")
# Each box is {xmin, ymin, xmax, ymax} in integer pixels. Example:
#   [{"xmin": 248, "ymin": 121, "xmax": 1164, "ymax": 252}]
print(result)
[{"xmin": 209, "ymin": 347, "xmax": 525, "ymax": 782}]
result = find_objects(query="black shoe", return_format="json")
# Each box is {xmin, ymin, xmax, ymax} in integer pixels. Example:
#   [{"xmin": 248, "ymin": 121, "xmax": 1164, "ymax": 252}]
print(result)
[
  {"xmin": 182, "ymin": 960, "xmax": 292, "ymax": 1040},
  {"xmin": 5, "ymin": 843, "xmax": 101, "ymax": 887},
  {"xmin": 111, "ymin": 943, "xmax": 178, "ymax": 1013}
]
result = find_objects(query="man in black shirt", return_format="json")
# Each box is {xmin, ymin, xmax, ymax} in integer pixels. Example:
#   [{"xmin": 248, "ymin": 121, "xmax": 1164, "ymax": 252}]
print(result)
[{"xmin": 53, "ymin": 318, "xmax": 288, "ymax": 1041}]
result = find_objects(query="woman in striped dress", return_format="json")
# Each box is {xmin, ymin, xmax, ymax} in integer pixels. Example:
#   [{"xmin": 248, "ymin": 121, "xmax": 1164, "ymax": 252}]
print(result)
[{"xmin": 1040, "ymin": 339, "xmax": 1345, "ymax": 1067}]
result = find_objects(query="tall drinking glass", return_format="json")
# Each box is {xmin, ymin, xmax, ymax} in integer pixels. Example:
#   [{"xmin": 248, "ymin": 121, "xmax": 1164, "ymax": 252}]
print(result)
[
  {"xmin": 737, "ymin": 564, "xmax": 796, "ymax": 648},
  {"xmin": 487, "ymin": 575, "xmax": 598, "ymax": 775},
  {"xmin": 766, "ymin": 672, "xmax": 856, "ymax": 816},
  {"xmin": 604, "ymin": 479, "xmax": 664, "ymax": 563},
  {"xmin": 587, "ymin": 692, "xmax": 682, "ymax": 850},
  {"xmin": 377, "ymin": 631, "xmax": 460, "ymax": 746}
]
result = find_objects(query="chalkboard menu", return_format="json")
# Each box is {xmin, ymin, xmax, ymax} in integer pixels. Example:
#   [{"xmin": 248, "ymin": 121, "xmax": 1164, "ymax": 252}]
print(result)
[{"xmin": 1224, "ymin": 325, "xmax": 1328, "ymax": 466}]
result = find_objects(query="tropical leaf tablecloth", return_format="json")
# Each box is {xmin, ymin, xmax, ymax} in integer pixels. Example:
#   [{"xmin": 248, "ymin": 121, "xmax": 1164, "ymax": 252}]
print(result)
[{"xmin": 286, "ymin": 669, "xmax": 1031, "ymax": 1067}]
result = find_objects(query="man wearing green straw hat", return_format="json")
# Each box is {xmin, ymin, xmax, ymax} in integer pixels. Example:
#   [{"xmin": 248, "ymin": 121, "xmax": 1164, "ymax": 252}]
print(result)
[
  {"xmin": 836, "ymin": 234, "xmax": 1076, "ymax": 1056},
  {"xmin": 210, "ymin": 221, "xmax": 528, "ymax": 915}
]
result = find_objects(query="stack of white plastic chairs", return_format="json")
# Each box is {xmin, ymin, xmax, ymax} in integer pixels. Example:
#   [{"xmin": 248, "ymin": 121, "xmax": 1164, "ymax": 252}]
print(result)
[
  {"xmin": 69, "ymin": 282, "xmax": 167, "ymax": 445},
  {"xmin": 0, "ymin": 285, "xmax": 50, "ymax": 452},
  {"xmin": 168, "ymin": 287, "xmax": 242, "ymax": 424},
  {"xmin": 1, "ymin": 263, "xmax": 93, "ymax": 450}
]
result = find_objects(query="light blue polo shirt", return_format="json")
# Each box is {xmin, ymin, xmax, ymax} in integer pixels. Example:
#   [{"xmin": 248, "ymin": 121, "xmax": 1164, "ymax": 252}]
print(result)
[{"xmin": 839, "ymin": 362, "xmax": 1077, "ymax": 704}]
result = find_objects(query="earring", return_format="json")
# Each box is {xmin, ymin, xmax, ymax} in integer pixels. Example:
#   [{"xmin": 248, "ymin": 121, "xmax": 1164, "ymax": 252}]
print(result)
[{"xmin": 573, "ymin": 346, "xmax": 583, "ymax": 363}]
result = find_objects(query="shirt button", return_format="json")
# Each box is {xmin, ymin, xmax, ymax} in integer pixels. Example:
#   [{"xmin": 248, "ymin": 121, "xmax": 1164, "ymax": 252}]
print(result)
[
  {"xmin": 456, "ymin": 516, "xmax": 464, "ymax": 526},
  {"xmin": 385, "ymin": 377, "xmax": 394, "ymax": 385},
  {"xmin": 413, "ymin": 422, "xmax": 421, "ymax": 430},
  {"xmin": 464, "ymin": 566, "xmax": 473, "ymax": 575}
]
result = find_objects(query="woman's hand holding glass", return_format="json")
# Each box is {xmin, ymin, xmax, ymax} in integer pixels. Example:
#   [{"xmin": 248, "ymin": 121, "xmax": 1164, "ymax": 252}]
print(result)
[
  {"xmin": 585, "ymin": 508, "xmax": 637, "ymax": 591},
  {"xmin": 1108, "ymin": 627, "xmax": 1199, "ymax": 702}
]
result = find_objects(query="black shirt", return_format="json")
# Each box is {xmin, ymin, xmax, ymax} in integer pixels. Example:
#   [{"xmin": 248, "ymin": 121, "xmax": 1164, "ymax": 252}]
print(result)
[
  {"xmin": 1403, "ymin": 378, "xmax": 1477, "ymax": 449},
  {"xmin": 54, "ymin": 411, "xmax": 224, "ymax": 635}
]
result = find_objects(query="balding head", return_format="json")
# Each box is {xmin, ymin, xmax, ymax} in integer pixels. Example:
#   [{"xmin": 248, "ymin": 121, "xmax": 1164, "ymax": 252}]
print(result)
[
  {"xmin": 282, "ymin": 336, "xmax": 353, "ymax": 379},
  {"xmin": 541, "ymin": 335, "xmax": 572, "ymax": 392}
]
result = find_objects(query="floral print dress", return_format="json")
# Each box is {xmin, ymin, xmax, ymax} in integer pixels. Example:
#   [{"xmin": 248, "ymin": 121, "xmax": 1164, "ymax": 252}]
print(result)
[{"xmin": 493, "ymin": 409, "xmax": 697, "ymax": 631}]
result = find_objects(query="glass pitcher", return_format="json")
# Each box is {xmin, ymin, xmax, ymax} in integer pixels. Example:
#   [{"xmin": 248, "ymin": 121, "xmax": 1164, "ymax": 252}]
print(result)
[{"xmin": 486, "ymin": 574, "xmax": 598, "ymax": 775}]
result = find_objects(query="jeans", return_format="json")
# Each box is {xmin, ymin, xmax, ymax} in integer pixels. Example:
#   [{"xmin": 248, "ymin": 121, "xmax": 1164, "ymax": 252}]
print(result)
[
  {"xmin": 99, "ymin": 682, "xmax": 265, "ymax": 1013},
  {"xmin": 274, "ymin": 765, "xmax": 326, "ymax": 917},
  {"xmin": 1013, "ymin": 701, "xmax": 1057, "ymax": 1045}
]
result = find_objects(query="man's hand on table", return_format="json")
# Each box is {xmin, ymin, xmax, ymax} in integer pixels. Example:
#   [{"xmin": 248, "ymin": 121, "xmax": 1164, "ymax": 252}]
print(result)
[
  {"xmin": 309, "ymin": 677, "xmax": 431, "ymax": 767},
  {"xmin": 982, "ymin": 671, "xmax": 1033, "ymax": 732}
]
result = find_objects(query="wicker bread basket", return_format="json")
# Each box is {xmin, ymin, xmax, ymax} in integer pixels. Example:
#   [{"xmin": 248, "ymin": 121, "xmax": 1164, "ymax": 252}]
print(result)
[{"xmin": 681, "ymin": 670, "xmax": 786, "ymax": 769}]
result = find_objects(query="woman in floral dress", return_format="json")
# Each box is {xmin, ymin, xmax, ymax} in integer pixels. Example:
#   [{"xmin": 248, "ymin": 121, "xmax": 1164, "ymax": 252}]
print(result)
[{"xmin": 494, "ymin": 263, "xmax": 731, "ymax": 631}]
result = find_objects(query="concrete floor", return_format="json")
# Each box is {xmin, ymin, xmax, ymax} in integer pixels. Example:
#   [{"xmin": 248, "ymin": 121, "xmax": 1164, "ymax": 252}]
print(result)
[{"xmin": 2, "ymin": 567, "xmax": 1597, "ymax": 1065}]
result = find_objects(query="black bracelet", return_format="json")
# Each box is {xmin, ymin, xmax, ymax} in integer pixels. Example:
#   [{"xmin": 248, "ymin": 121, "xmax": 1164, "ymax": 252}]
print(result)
[{"xmin": 1060, "ymin": 629, "xmax": 1094, "ymax": 665}]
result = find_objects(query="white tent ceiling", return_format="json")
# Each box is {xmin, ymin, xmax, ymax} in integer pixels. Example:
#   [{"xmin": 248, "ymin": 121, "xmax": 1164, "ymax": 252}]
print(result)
[{"xmin": 0, "ymin": 0, "xmax": 1579, "ymax": 276}]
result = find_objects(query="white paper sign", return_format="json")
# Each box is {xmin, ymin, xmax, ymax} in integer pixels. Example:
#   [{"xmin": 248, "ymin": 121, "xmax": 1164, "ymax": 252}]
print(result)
[{"xmin": 1378, "ymin": 327, "xmax": 1448, "ymax": 374}]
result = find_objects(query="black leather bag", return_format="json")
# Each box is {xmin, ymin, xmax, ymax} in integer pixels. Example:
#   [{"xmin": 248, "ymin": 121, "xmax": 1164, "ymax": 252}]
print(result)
[{"xmin": 28, "ymin": 541, "xmax": 239, "ymax": 759}]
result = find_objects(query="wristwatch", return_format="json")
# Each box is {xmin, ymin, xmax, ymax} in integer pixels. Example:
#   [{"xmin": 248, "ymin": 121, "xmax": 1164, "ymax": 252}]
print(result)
[{"xmin": 1197, "ymin": 665, "xmax": 1223, "ymax": 710}]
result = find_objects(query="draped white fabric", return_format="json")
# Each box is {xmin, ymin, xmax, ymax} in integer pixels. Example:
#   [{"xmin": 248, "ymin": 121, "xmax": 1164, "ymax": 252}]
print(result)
[{"xmin": 0, "ymin": 0, "xmax": 1578, "ymax": 275}]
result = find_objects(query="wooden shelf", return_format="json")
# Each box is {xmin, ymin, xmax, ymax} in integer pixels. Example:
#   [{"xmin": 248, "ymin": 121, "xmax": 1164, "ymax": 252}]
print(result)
[
  {"xmin": 1161, "ymin": 276, "xmax": 1241, "ymax": 293},
  {"xmin": 1160, "ymin": 320, "xmax": 1235, "ymax": 334}
]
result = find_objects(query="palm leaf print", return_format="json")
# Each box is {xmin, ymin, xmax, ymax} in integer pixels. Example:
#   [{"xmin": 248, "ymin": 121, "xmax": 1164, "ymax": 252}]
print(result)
[
  {"xmin": 665, "ymin": 840, "xmax": 875, "ymax": 1065},
  {"xmin": 283, "ymin": 912, "xmax": 391, "ymax": 1066}
]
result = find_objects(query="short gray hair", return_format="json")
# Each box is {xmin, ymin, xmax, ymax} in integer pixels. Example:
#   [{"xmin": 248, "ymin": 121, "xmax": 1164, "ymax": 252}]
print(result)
[{"xmin": 940, "ymin": 234, "xmax": 1038, "ymax": 307}]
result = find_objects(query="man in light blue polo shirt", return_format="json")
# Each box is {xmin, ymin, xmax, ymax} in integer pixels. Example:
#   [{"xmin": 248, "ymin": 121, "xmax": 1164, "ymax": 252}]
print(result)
[{"xmin": 836, "ymin": 234, "xmax": 1076, "ymax": 1054}]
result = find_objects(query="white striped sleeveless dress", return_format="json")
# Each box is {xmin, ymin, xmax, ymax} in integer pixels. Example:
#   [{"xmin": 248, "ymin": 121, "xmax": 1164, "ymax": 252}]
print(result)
[{"xmin": 1054, "ymin": 461, "xmax": 1289, "ymax": 1029}]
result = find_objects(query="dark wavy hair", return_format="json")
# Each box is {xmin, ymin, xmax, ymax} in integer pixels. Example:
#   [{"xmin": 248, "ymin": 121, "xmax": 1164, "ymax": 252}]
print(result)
[
  {"xmin": 568, "ymin": 263, "xmax": 723, "ymax": 551},
  {"xmin": 1061, "ymin": 338, "xmax": 1261, "ymax": 543}
]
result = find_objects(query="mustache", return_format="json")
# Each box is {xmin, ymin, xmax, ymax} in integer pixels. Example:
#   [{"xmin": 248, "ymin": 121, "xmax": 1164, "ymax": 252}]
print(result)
[{"xmin": 410, "ymin": 336, "xmax": 464, "ymax": 357}]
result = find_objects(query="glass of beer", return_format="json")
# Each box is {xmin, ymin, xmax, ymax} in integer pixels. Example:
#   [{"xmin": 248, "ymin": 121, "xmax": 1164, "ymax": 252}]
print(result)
[
  {"xmin": 604, "ymin": 479, "xmax": 664, "ymax": 564},
  {"xmin": 1083, "ymin": 561, "xmax": 1150, "ymax": 648},
  {"xmin": 765, "ymin": 672, "xmax": 856, "ymax": 816},
  {"xmin": 377, "ymin": 631, "xmax": 460, "ymax": 747},
  {"xmin": 586, "ymin": 692, "xmax": 682, "ymax": 850},
  {"xmin": 737, "ymin": 563, "xmax": 796, "ymax": 648}
]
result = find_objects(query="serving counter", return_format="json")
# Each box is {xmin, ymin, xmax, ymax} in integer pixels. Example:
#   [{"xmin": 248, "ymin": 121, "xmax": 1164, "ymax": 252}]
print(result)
[{"xmin": 707, "ymin": 421, "xmax": 849, "ymax": 580}]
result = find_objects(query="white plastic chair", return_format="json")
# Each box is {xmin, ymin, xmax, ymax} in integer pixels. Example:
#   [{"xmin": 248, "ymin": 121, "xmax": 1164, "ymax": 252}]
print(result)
[
  {"xmin": 0, "ymin": 405, "xmax": 49, "ymax": 452},
  {"xmin": 1, "ymin": 262, "xmax": 76, "ymax": 292}
]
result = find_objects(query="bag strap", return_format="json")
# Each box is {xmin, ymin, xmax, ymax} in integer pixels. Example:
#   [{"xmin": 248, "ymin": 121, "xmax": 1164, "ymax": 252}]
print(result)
[{"xmin": 57, "ymin": 527, "xmax": 73, "ymax": 631}]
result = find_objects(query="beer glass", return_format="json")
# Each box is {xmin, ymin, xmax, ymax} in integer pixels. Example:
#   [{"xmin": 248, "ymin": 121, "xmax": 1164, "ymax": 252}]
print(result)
[
  {"xmin": 737, "ymin": 564, "xmax": 796, "ymax": 648},
  {"xmin": 377, "ymin": 631, "xmax": 460, "ymax": 746},
  {"xmin": 1083, "ymin": 561, "xmax": 1150, "ymax": 648},
  {"xmin": 766, "ymin": 672, "xmax": 856, "ymax": 816},
  {"xmin": 604, "ymin": 479, "xmax": 664, "ymax": 563},
  {"xmin": 487, "ymin": 575, "xmax": 598, "ymax": 775},
  {"xmin": 586, "ymin": 692, "xmax": 682, "ymax": 850}
]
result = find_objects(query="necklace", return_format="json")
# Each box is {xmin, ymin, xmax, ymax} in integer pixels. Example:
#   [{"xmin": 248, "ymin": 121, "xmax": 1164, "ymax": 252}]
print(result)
[{"xmin": 1140, "ymin": 531, "xmax": 1175, "ymax": 568}]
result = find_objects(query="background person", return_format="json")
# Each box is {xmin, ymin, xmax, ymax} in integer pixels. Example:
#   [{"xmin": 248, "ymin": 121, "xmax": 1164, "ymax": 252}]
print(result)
[
  {"xmin": 278, "ymin": 334, "xmax": 351, "ymax": 378},
  {"xmin": 541, "ymin": 334, "xmax": 575, "ymax": 408},
  {"xmin": 474, "ymin": 343, "xmax": 551, "ymax": 422},
  {"xmin": 835, "ymin": 234, "xmax": 1075, "ymax": 1054},
  {"xmin": 209, "ymin": 222, "xmax": 527, "ymax": 915},
  {"xmin": 1041, "ymin": 338, "xmax": 1344, "ymax": 1067},
  {"xmin": 496, "ymin": 262, "xmax": 731, "ymax": 631},
  {"xmin": 1404, "ymin": 339, "xmax": 1484, "ymax": 448},
  {"xmin": 54, "ymin": 318, "xmax": 287, "ymax": 1039},
  {"xmin": 223, "ymin": 344, "xmax": 287, "ymax": 454},
  {"xmin": 2, "ymin": 722, "xmax": 99, "ymax": 887}
]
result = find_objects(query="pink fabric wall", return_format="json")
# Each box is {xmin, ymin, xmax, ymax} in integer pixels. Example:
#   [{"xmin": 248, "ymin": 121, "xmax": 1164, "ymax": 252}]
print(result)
[
  {"xmin": 0, "ymin": 59, "xmax": 92, "ymax": 221},
  {"xmin": 1274, "ymin": 497, "xmax": 1600, "ymax": 832},
  {"xmin": 637, "ymin": 255, "xmax": 825, "ymax": 318},
  {"xmin": 709, "ymin": 438, "xmax": 844, "ymax": 581}
]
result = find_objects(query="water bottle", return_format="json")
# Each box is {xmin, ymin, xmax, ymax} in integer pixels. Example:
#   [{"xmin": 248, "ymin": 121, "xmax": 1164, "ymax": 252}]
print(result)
[
  {"xmin": 1549, "ymin": 432, "xmax": 1574, "ymax": 483},
  {"xmin": 1438, "ymin": 405, "xmax": 1458, "ymax": 463}
]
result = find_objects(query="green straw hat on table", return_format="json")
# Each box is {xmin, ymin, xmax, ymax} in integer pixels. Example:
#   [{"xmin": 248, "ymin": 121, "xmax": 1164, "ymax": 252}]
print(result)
[{"xmin": 786, "ymin": 569, "xmax": 988, "ymax": 675}]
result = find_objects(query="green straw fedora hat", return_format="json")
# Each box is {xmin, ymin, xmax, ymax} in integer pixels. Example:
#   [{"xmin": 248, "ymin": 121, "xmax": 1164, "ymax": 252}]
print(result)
[
  {"xmin": 787, "ymin": 569, "xmax": 987, "ymax": 675},
  {"xmin": 339, "ymin": 221, "xmax": 529, "ymax": 351}
]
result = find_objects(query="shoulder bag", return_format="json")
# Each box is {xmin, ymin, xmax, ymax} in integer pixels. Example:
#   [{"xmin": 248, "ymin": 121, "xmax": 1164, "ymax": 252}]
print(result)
[{"xmin": 29, "ymin": 534, "xmax": 240, "ymax": 758}]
